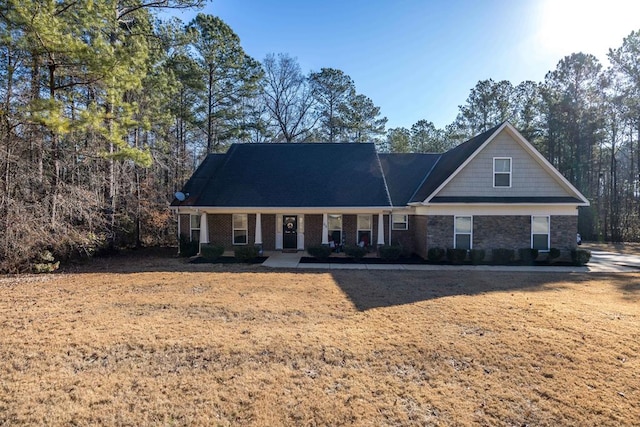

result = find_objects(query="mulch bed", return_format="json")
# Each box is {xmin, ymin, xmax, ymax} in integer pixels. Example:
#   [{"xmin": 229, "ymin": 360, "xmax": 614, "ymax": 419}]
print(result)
[
  {"xmin": 300, "ymin": 256, "xmax": 580, "ymax": 267},
  {"xmin": 189, "ymin": 256, "xmax": 269, "ymax": 264}
]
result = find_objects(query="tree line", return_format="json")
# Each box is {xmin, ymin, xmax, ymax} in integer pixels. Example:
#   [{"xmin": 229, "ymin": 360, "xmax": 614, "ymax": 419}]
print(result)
[{"xmin": 0, "ymin": 1, "xmax": 638, "ymax": 272}]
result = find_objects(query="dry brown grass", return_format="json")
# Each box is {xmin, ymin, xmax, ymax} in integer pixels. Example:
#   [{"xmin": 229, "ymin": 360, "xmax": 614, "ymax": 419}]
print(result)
[{"xmin": 1, "ymin": 251, "xmax": 639, "ymax": 426}]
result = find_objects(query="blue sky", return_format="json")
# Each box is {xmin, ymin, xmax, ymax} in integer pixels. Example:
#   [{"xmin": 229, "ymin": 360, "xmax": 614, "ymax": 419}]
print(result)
[{"xmin": 166, "ymin": 0, "xmax": 640, "ymax": 130}]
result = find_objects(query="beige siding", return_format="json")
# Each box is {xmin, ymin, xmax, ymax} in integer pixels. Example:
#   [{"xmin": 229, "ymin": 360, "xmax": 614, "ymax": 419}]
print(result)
[{"xmin": 436, "ymin": 130, "xmax": 573, "ymax": 198}]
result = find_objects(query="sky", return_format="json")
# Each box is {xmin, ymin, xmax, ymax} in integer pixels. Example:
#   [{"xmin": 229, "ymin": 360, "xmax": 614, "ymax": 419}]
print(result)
[{"xmin": 166, "ymin": 0, "xmax": 640, "ymax": 130}]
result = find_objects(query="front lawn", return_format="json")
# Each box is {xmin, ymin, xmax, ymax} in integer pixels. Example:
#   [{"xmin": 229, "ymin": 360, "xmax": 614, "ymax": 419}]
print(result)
[{"xmin": 1, "ymin": 254, "xmax": 638, "ymax": 425}]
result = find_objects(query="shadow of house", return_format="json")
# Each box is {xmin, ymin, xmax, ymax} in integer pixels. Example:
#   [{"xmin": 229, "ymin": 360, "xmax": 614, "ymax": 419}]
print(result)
[{"xmin": 327, "ymin": 269, "xmax": 636, "ymax": 311}]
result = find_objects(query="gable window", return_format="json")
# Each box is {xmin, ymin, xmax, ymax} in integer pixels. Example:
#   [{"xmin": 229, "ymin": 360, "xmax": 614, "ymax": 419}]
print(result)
[
  {"xmin": 532, "ymin": 216, "xmax": 550, "ymax": 251},
  {"xmin": 357, "ymin": 215, "xmax": 372, "ymax": 247},
  {"xmin": 190, "ymin": 214, "xmax": 200, "ymax": 242},
  {"xmin": 328, "ymin": 214, "xmax": 342, "ymax": 246},
  {"xmin": 494, "ymin": 157, "xmax": 512, "ymax": 187},
  {"xmin": 454, "ymin": 216, "xmax": 472, "ymax": 250},
  {"xmin": 233, "ymin": 214, "xmax": 248, "ymax": 245},
  {"xmin": 392, "ymin": 214, "xmax": 408, "ymax": 230}
]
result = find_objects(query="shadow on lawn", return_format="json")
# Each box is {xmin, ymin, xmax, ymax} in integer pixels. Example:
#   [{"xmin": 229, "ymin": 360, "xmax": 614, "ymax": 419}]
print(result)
[
  {"xmin": 62, "ymin": 248, "xmax": 640, "ymax": 309},
  {"xmin": 327, "ymin": 269, "xmax": 640, "ymax": 311}
]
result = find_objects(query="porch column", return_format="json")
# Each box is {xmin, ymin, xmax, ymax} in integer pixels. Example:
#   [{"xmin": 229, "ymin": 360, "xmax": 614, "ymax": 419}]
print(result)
[
  {"xmin": 377, "ymin": 213, "xmax": 385, "ymax": 245},
  {"xmin": 255, "ymin": 213, "xmax": 263, "ymax": 245},
  {"xmin": 199, "ymin": 212, "xmax": 209, "ymax": 253},
  {"xmin": 322, "ymin": 213, "xmax": 329, "ymax": 245}
]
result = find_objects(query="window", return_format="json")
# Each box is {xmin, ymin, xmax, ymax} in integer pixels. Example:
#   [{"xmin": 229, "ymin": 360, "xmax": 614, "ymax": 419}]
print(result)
[
  {"xmin": 494, "ymin": 157, "xmax": 512, "ymax": 187},
  {"xmin": 328, "ymin": 214, "xmax": 342, "ymax": 245},
  {"xmin": 190, "ymin": 214, "xmax": 200, "ymax": 242},
  {"xmin": 392, "ymin": 214, "xmax": 408, "ymax": 230},
  {"xmin": 454, "ymin": 216, "xmax": 472, "ymax": 250},
  {"xmin": 357, "ymin": 215, "xmax": 372, "ymax": 247},
  {"xmin": 233, "ymin": 214, "xmax": 248, "ymax": 245},
  {"xmin": 532, "ymin": 216, "xmax": 550, "ymax": 251}
]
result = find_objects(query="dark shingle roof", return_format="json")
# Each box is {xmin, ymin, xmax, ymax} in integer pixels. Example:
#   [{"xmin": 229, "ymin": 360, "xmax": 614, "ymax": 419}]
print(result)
[
  {"xmin": 172, "ymin": 122, "xmax": 586, "ymax": 209},
  {"xmin": 408, "ymin": 123, "xmax": 504, "ymax": 203},
  {"xmin": 174, "ymin": 143, "xmax": 391, "ymax": 208},
  {"xmin": 378, "ymin": 153, "xmax": 440, "ymax": 206}
]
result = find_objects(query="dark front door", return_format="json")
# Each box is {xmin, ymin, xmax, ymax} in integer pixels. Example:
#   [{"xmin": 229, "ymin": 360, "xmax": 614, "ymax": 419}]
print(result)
[{"xmin": 283, "ymin": 215, "xmax": 297, "ymax": 250}]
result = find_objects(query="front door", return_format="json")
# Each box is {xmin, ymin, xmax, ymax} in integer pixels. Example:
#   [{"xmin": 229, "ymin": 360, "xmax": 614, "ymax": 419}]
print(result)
[{"xmin": 283, "ymin": 215, "xmax": 297, "ymax": 250}]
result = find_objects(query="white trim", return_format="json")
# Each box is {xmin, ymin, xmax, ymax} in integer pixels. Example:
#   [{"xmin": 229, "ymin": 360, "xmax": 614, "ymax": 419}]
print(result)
[
  {"xmin": 377, "ymin": 213, "xmax": 385, "ymax": 245},
  {"xmin": 199, "ymin": 212, "xmax": 209, "ymax": 245},
  {"xmin": 232, "ymin": 213, "xmax": 248, "ymax": 245},
  {"xmin": 328, "ymin": 214, "xmax": 343, "ymax": 246},
  {"xmin": 493, "ymin": 157, "xmax": 512, "ymax": 188},
  {"xmin": 357, "ymin": 214, "xmax": 372, "ymax": 246},
  {"xmin": 531, "ymin": 215, "xmax": 550, "ymax": 251},
  {"xmin": 189, "ymin": 214, "xmax": 200, "ymax": 242},
  {"xmin": 169, "ymin": 206, "xmax": 393, "ymax": 214},
  {"xmin": 415, "ymin": 204, "xmax": 578, "ymax": 216},
  {"xmin": 255, "ymin": 213, "xmax": 262, "ymax": 245},
  {"xmin": 454, "ymin": 215, "xmax": 473, "ymax": 250},
  {"xmin": 423, "ymin": 122, "xmax": 589, "ymax": 206},
  {"xmin": 322, "ymin": 213, "xmax": 329, "ymax": 245},
  {"xmin": 391, "ymin": 213, "xmax": 409, "ymax": 230}
]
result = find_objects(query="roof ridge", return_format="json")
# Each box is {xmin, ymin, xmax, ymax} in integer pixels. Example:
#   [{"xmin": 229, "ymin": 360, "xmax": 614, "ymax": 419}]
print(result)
[
  {"xmin": 374, "ymin": 148, "xmax": 394, "ymax": 208},
  {"xmin": 408, "ymin": 155, "xmax": 443, "ymax": 203}
]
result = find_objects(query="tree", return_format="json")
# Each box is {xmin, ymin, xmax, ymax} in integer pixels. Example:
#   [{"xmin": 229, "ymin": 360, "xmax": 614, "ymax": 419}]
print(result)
[
  {"xmin": 187, "ymin": 14, "xmax": 263, "ymax": 153},
  {"xmin": 410, "ymin": 120, "xmax": 448, "ymax": 153},
  {"xmin": 456, "ymin": 79, "xmax": 516, "ymax": 137},
  {"xmin": 339, "ymin": 93, "xmax": 387, "ymax": 143},
  {"xmin": 542, "ymin": 53, "xmax": 603, "ymax": 197},
  {"xmin": 386, "ymin": 127, "xmax": 412, "ymax": 153},
  {"xmin": 309, "ymin": 68, "xmax": 355, "ymax": 142},
  {"xmin": 261, "ymin": 53, "xmax": 317, "ymax": 142}
]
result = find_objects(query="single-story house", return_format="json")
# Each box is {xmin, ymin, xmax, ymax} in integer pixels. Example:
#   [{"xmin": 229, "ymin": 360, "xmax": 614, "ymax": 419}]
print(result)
[{"xmin": 170, "ymin": 122, "xmax": 589, "ymax": 258}]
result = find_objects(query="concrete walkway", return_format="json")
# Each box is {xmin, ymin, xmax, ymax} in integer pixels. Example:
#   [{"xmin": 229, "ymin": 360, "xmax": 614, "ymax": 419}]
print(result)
[
  {"xmin": 261, "ymin": 250, "xmax": 640, "ymax": 273},
  {"xmin": 259, "ymin": 251, "xmax": 624, "ymax": 273}
]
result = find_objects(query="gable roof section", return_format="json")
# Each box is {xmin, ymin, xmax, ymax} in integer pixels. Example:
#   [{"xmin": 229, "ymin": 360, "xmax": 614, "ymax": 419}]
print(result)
[
  {"xmin": 378, "ymin": 153, "xmax": 440, "ymax": 206},
  {"xmin": 408, "ymin": 123, "xmax": 503, "ymax": 203},
  {"xmin": 171, "ymin": 153, "xmax": 226, "ymax": 206},
  {"xmin": 174, "ymin": 143, "xmax": 392, "ymax": 208},
  {"xmin": 412, "ymin": 122, "xmax": 589, "ymax": 205}
]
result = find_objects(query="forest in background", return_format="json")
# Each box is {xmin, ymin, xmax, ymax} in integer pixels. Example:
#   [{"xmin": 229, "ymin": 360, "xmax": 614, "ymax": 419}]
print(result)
[{"xmin": 1, "ymin": 1, "xmax": 639, "ymax": 272}]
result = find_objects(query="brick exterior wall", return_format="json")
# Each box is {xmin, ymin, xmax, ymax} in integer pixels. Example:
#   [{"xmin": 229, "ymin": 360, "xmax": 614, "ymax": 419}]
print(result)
[
  {"xmin": 426, "ymin": 216, "xmax": 454, "ymax": 250},
  {"xmin": 208, "ymin": 214, "xmax": 233, "ymax": 249},
  {"xmin": 473, "ymin": 216, "xmax": 531, "ymax": 250},
  {"xmin": 390, "ymin": 215, "xmax": 414, "ymax": 254},
  {"xmin": 305, "ymin": 214, "xmax": 323, "ymax": 247},
  {"xmin": 413, "ymin": 216, "xmax": 428, "ymax": 259},
  {"xmin": 179, "ymin": 214, "xmax": 190, "ymax": 239},
  {"xmin": 343, "ymin": 215, "xmax": 357, "ymax": 246},
  {"xmin": 551, "ymin": 215, "xmax": 578, "ymax": 250},
  {"xmin": 261, "ymin": 214, "xmax": 276, "ymax": 250},
  {"xmin": 183, "ymin": 212, "xmax": 578, "ymax": 256}
]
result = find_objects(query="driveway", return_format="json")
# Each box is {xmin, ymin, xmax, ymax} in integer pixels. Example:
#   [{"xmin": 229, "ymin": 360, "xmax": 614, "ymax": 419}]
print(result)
[{"xmin": 588, "ymin": 250, "xmax": 640, "ymax": 273}]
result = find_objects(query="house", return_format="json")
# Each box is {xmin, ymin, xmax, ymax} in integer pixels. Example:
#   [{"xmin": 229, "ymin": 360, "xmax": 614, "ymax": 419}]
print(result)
[{"xmin": 170, "ymin": 122, "xmax": 589, "ymax": 258}]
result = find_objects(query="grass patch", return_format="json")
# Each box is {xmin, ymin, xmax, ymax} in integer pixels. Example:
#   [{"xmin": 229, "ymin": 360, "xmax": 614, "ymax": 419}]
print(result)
[{"xmin": 1, "ymin": 252, "xmax": 639, "ymax": 425}]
